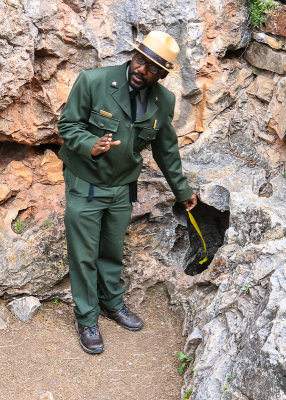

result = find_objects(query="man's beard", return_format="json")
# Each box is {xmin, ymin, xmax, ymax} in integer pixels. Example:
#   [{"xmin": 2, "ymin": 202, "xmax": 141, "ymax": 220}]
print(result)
[{"xmin": 128, "ymin": 70, "xmax": 147, "ymax": 90}]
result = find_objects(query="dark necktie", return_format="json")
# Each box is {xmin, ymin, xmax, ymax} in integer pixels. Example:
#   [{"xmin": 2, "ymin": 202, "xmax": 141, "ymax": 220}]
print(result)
[{"xmin": 130, "ymin": 89, "xmax": 139, "ymax": 123}]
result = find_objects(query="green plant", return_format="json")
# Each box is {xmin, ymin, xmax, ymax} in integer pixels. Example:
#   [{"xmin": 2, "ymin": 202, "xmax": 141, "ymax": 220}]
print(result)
[
  {"xmin": 182, "ymin": 388, "xmax": 193, "ymax": 399},
  {"xmin": 177, "ymin": 352, "xmax": 191, "ymax": 375},
  {"xmin": 249, "ymin": 0, "xmax": 280, "ymax": 28},
  {"xmin": 222, "ymin": 374, "xmax": 233, "ymax": 393},
  {"xmin": 54, "ymin": 299, "xmax": 59, "ymax": 305},
  {"xmin": 14, "ymin": 218, "xmax": 25, "ymax": 234},
  {"xmin": 44, "ymin": 219, "xmax": 52, "ymax": 228},
  {"xmin": 243, "ymin": 283, "xmax": 251, "ymax": 293},
  {"xmin": 222, "ymin": 383, "xmax": 229, "ymax": 393}
]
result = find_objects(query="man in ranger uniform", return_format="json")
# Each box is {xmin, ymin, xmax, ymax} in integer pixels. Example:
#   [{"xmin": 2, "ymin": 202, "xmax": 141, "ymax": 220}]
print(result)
[{"xmin": 58, "ymin": 31, "xmax": 197, "ymax": 354}]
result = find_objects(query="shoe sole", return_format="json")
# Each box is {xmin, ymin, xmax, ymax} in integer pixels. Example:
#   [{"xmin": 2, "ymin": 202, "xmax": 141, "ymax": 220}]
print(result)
[
  {"xmin": 100, "ymin": 312, "xmax": 144, "ymax": 332},
  {"xmin": 74, "ymin": 321, "xmax": 104, "ymax": 355}
]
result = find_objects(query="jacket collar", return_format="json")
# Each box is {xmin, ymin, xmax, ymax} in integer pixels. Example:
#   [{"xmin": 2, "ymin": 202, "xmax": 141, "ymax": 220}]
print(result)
[{"xmin": 111, "ymin": 62, "xmax": 159, "ymax": 123}]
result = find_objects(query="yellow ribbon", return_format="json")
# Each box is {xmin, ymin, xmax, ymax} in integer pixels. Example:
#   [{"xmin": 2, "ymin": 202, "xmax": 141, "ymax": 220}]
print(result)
[{"xmin": 188, "ymin": 211, "xmax": 208, "ymax": 265}]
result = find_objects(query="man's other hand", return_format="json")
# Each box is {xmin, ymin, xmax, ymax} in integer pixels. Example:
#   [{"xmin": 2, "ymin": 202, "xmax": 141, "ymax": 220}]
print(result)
[
  {"xmin": 91, "ymin": 134, "xmax": 121, "ymax": 157},
  {"xmin": 182, "ymin": 193, "xmax": 197, "ymax": 212}
]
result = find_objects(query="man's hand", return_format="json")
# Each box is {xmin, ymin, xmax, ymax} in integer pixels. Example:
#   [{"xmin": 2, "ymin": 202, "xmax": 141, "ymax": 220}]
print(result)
[
  {"xmin": 91, "ymin": 133, "xmax": 121, "ymax": 157},
  {"xmin": 181, "ymin": 193, "xmax": 197, "ymax": 212}
]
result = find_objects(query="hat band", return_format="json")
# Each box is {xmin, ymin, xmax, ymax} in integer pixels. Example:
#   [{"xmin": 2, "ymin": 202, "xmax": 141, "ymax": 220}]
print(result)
[{"xmin": 138, "ymin": 43, "xmax": 174, "ymax": 70}]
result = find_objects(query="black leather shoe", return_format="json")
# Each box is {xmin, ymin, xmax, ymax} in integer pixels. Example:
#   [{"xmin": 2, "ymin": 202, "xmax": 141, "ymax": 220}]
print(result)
[
  {"xmin": 100, "ymin": 305, "xmax": 143, "ymax": 331},
  {"xmin": 75, "ymin": 321, "xmax": 104, "ymax": 354}
]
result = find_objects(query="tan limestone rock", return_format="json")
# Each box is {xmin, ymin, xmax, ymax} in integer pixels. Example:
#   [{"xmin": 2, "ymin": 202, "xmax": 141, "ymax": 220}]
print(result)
[
  {"xmin": 178, "ymin": 133, "xmax": 200, "ymax": 147},
  {"xmin": 257, "ymin": 131, "xmax": 276, "ymax": 144},
  {"xmin": 0, "ymin": 67, "xmax": 78, "ymax": 146},
  {"xmin": 34, "ymin": 57, "xmax": 63, "ymax": 82},
  {"xmin": 244, "ymin": 42, "xmax": 286, "ymax": 75},
  {"xmin": 0, "ymin": 0, "xmax": 97, "ymax": 146},
  {"xmin": 0, "ymin": 96, "xmax": 60, "ymax": 145},
  {"xmin": 34, "ymin": 150, "xmax": 64, "ymax": 185},
  {"xmin": 196, "ymin": 0, "xmax": 251, "ymax": 56},
  {"xmin": 266, "ymin": 5, "xmax": 286, "ymax": 37},
  {"xmin": 253, "ymin": 32, "xmax": 286, "ymax": 51},
  {"xmin": 34, "ymin": 32, "xmax": 77, "ymax": 65},
  {"xmin": 84, "ymin": 1, "xmax": 116, "ymax": 59},
  {"xmin": 43, "ymin": 68, "xmax": 79, "ymax": 116},
  {"xmin": 3, "ymin": 161, "xmax": 33, "ymax": 193},
  {"xmin": 193, "ymin": 58, "xmax": 253, "ymax": 128},
  {"xmin": 0, "ymin": 2, "xmax": 34, "ymax": 110},
  {"xmin": 247, "ymin": 74, "xmax": 275, "ymax": 103},
  {"xmin": 266, "ymin": 77, "xmax": 286, "ymax": 140},
  {"xmin": 0, "ymin": 184, "xmax": 12, "ymax": 204},
  {"xmin": 0, "ymin": 149, "xmax": 63, "ymax": 204}
]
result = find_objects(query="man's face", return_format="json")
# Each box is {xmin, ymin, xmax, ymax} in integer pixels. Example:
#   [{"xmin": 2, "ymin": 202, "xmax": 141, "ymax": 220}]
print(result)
[{"xmin": 128, "ymin": 52, "xmax": 168, "ymax": 90}]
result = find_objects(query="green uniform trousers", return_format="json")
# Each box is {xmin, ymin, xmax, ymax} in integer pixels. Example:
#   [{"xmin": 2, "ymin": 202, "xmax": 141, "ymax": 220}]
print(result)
[{"xmin": 64, "ymin": 168, "xmax": 132, "ymax": 326}]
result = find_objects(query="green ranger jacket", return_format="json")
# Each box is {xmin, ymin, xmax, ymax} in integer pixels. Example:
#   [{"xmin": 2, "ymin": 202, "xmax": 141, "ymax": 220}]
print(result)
[{"xmin": 58, "ymin": 61, "xmax": 193, "ymax": 202}]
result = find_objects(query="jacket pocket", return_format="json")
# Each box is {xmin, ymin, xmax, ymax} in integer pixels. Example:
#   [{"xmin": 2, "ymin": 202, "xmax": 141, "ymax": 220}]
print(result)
[
  {"xmin": 138, "ymin": 127, "xmax": 158, "ymax": 141},
  {"xmin": 134, "ymin": 127, "xmax": 159, "ymax": 152},
  {"xmin": 88, "ymin": 111, "xmax": 120, "ymax": 136}
]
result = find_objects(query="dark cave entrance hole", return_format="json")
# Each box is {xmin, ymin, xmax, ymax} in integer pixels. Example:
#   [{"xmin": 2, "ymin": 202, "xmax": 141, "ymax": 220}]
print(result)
[
  {"xmin": 173, "ymin": 198, "xmax": 230, "ymax": 276},
  {"xmin": 223, "ymin": 47, "xmax": 246, "ymax": 60}
]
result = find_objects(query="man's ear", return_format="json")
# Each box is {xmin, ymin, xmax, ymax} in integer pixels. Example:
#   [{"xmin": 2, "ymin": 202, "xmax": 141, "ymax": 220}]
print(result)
[{"xmin": 160, "ymin": 70, "xmax": 169, "ymax": 80}]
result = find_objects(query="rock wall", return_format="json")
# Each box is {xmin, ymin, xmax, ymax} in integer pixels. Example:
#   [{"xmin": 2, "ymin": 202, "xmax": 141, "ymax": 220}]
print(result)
[{"xmin": 1, "ymin": 0, "xmax": 286, "ymax": 399}]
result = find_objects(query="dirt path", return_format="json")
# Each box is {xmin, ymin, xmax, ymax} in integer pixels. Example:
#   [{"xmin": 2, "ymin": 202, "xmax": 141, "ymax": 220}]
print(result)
[{"xmin": 0, "ymin": 286, "xmax": 184, "ymax": 400}]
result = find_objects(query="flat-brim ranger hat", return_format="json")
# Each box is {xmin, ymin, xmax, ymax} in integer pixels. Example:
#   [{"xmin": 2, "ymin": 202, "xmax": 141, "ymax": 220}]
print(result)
[{"xmin": 125, "ymin": 31, "xmax": 180, "ymax": 75}]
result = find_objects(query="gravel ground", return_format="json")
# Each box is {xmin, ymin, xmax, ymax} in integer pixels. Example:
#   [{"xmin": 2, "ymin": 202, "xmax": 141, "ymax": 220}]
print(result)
[{"xmin": 0, "ymin": 286, "xmax": 184, "ymax": 400}]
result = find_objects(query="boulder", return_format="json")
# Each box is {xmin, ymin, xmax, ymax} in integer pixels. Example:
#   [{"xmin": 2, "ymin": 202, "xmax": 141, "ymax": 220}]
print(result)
[
  {"xmin": 244, "ymin": 42, "xmax": 286, "ymax": 75},
  {"xmin": 7, "ymin": 296, "xmax": 41, "ymax": 322},
  {"xmin": 253, "ymin": 32, "xmax": 286, "ymax": 51}
]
